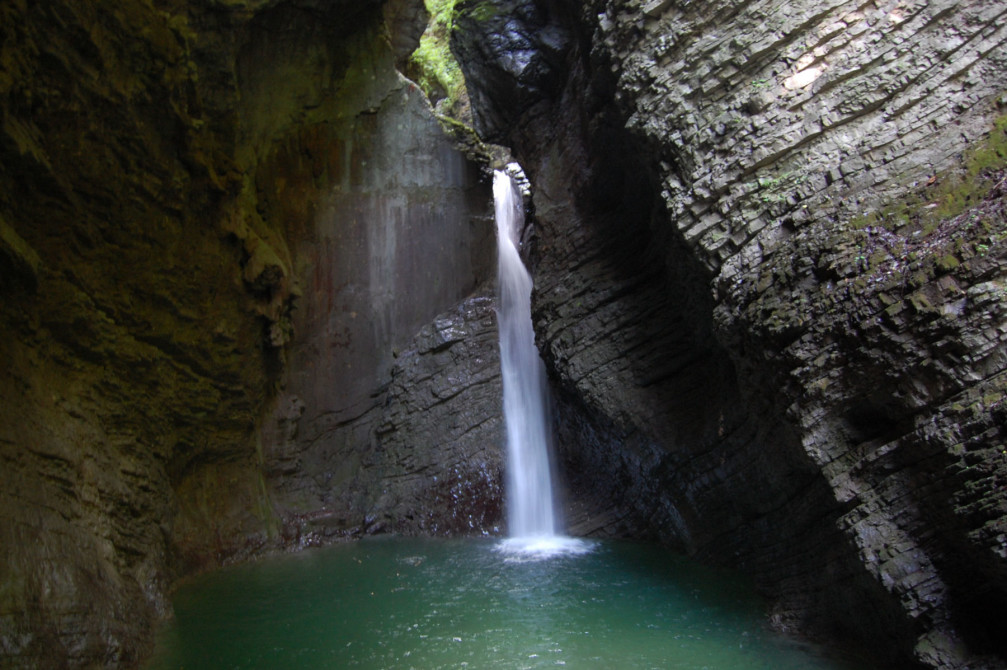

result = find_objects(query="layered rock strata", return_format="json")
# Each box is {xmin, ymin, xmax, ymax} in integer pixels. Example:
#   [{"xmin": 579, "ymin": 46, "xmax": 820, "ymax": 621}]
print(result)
[
  {"xmin": 455, "ymin": 0, "xmax": 1007, "ymax": 667},
  {"xmin": 263, "ymin": 292, "xmax": 505, "ymax": 544},
  {"xmin": 0, "ymin": 0, "xmax": 499, "ymax": 667}
]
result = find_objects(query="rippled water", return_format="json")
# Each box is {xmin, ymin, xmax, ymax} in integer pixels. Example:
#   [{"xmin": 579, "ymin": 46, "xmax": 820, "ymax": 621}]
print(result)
[{"xmin": 146, "ymin": 537, "xmax": 866, "ymax": 670}]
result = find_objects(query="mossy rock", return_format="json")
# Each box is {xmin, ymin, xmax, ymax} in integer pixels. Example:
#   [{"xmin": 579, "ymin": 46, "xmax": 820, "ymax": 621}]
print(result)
[
  {"xmin": 0, "ymin": 216, "xmax": 41, "ymax": 291},
  {"xmin": 408, "ymin": 0, "xmax": 467, "ymax": 112},
  {"xmin": 850, "ymin": 107, "xmax": 1007, "ymax": 234}
]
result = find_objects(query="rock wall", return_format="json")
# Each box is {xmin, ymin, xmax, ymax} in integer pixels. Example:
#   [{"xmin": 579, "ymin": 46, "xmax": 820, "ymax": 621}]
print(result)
[
  {"xmin": 245, "ymin": 2, "xmax": 499, "ymax": 541},
  {"xmin": 0, "ymin": 0, "xmax": 500, "ymax": 667},
  {"xmin": 364, "ymin": 295, "xmax": 504, "ymax": 536},
  {"xmin": 177, "ymin": 0, "xmax": 501, "ymax": 560},
  {"xmin": 0, "ymin": 2, "xmax": 269, "ymax": 665},
  {"xmin": 455, "ymin": 0, "xmax": 1007, "ymax": 667}
]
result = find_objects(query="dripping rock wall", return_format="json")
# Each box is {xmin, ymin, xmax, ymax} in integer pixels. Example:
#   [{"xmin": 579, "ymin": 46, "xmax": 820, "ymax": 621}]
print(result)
[
  {"xmin": 0, "ymin": 0, "xmax": 500, "ymax": 667},
  {"xmin": 455, "ymin": 0, "xmax": 1007, "ymax": 668}
]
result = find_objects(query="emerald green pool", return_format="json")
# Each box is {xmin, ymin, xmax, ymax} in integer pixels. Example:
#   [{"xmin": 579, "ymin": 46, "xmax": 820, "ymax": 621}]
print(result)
[{"xmin": 146, "ymin": 537, "xmax": 866, "ymax": 669}]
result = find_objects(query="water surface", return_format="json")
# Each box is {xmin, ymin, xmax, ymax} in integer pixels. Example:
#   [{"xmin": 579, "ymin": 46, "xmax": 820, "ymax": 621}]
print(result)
[{"xmin": 146, "ymin": 537, "xmax": 865, "ymax": 670}]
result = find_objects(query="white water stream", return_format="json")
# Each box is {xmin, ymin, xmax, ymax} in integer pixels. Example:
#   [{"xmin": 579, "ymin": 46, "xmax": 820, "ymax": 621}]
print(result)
[{"xmin": 494, "ymin": 168, "xmax": 587, "ymax": 559}]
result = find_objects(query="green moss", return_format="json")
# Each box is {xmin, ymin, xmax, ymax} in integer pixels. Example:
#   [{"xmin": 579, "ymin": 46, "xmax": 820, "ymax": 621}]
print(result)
[
  {"xmin": 409, "ymin": 0, "xmax": 467, "ymax": 114},
  {"xmin": 465, "ymin": 1, "xmax": 502, "ymax": 22},
  {"xmin": 750, "ymin": 171, "xmax": 807, "ymax": 205},
  {"xmin": 908, "ymin": 291, "xmax": 936, "ymax": 314},
  {"xmin": 983, "ymin": 392, "xmax": 1003, "ymax": 406},
  {"xmin": 435, "ymin": 111, "xmax": 499, "ymax": 166},
  {"xmin": 936, "ymin": 254, "xmax": 960, "ymax": 271},
  {"xmin": 868, "ymin": 248, "xmax": 888, "ymax": 268},
  {"xmin": 850, "ymin": 107, "xmax": 1007, "ymax": 233},
  {"xmin": 885, "ymin": 301, "xmax": 905, "ymax": 317}
]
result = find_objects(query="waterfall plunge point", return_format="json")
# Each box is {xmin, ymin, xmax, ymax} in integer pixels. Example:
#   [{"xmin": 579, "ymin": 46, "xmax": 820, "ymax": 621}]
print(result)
[{"xmin": 494, "ymin": 168, "xmax": 590, "ymax": 561}]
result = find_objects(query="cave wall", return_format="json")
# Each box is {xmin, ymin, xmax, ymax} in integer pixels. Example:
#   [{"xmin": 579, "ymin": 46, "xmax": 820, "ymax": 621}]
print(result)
[
  {"xmin": 0, "ymin": 0, "xmax": 500, "ymax": 667},
  {"xmin": 242, "ymin": 3, "xmax": 499, "ymax": 542},
  {"xmin": 454, "ymin": 0, "xmax": 1007, "ymax": 667},
  {"xmin": 0, "ymin": 2, "xmax": 268, "ymax": 665},
  {"xmin": 172, "ymin": 0, "xmax": 502, "ymax": 562}
]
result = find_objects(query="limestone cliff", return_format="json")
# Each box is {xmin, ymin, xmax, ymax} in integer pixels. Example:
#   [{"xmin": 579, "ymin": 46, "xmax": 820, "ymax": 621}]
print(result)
[
  {"xmin": 0, "ymin": 0, "xmax": 498, "ymax": 667},
  {"xmin": 455, "ymin": 0, "xmax": 1007, "ymax": 667}
]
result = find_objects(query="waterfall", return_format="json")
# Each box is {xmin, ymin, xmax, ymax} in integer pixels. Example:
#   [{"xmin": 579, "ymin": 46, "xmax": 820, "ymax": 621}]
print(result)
[
  {"xmin": 494, "ymin": 168, "xmax": 589, "ymax": 559},
  {"xmin": 494, "ymin": 168, "xmax": 556, "ymax": 539}
]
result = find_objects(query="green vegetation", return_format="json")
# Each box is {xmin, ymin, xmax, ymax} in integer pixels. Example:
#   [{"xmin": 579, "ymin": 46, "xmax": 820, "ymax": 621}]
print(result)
[
  {"xmin": 852, "ymin": 110, "xmax": 1007, "ymax": 234},
  {"xmin": 407, "ymin": 0, "xmax": 503, "ymax": 119},
  {"xmin": 464, "ymin": 1, "xmax": 502, "ymax": 22},
  {"xmin": 409, "ymin": 0, "xmax": 467, "ymax": 116},
  {"xmin": 749, "ymin": 171, "xmax": 808, "ymax": 203},
  {"xmin": 406, "ymin": 0, "xmax": 504, "ymax": 165}
]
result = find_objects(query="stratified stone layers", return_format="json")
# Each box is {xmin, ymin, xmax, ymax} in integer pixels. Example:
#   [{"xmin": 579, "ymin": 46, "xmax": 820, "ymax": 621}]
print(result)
[
  {"xmin": 455, "ymin": 0, "xmax": 1007, "ymax": 667},
  {"xmin": 0, "ymin": 1, "xmax": 500, "ymax": 667}
]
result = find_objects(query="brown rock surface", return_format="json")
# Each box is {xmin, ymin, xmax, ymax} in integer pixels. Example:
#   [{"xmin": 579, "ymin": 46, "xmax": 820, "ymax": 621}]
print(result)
[{"xmin": 0, "ymin": 0, "xmax": 498, "ymax": 666}]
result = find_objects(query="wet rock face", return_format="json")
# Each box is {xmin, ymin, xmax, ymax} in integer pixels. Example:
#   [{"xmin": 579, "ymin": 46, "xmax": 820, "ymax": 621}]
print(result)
[
  {"xmin": 0, "ymin": 2, "xmax": 268, "ymax": 666},
  {"xmin": 452, "ymin": 0, "xmax": 572, "ymax": 143},
  {"xmin": 242, "ymin": 1, "xmax": 498, "ymax": 542},
  {"xmin": 261, "ymin": 293, "xmax": 505, "ymax": 544},
  {"xmin": 456, "ymin": 0, "xmax": 1007, "ymax": 667},
  {"xmin": 0, "ymin": 0, "xmax": 499, "ymax": 666},
  {"xmin": 366, "ymin": 295, "xmax": 504, "ymax": 537}
]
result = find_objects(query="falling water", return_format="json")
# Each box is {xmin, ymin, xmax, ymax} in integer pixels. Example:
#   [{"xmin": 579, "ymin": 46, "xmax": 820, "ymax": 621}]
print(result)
[
  {"xmin": 494, "ymin": 168, "xmax": 556, "ymax": 540},
  {"xmin": 494, "ymin": 169, "xmax": 590, "ymax": 561}
]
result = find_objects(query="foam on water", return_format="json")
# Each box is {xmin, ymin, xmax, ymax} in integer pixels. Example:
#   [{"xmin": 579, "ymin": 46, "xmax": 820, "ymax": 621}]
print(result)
[{"xmin": 495, "ymin": 536, "xmax": 596, "ymax": 562}]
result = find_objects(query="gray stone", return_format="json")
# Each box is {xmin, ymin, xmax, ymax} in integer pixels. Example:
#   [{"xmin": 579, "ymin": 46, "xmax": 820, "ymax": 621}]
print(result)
[{"xmin": 455, "ymin": 0, "xmax": 1007, "ymax": 666}]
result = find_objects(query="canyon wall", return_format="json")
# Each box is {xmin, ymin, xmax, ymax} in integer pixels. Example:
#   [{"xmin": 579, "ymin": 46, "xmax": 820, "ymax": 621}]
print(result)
[
  {"xmin": 0, "ymin": 0, "xmax": 499, "ymax": 667},
  {"xmin": 455, "ymin": 0, "xmax": 1007, "ymax": 667},
  {"xmin": 4, "ymin": 0, "xmax": 1006, "ymax": 666}
]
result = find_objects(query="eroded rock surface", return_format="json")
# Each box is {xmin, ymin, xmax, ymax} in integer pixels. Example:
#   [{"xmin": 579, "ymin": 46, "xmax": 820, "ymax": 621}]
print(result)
[
  {"xmin": 366, "ymin": 294, "xmax": 504, "ymax": 537},
  {"xmin": 455, "ymin": 0, "xmax": 1007, "ymax": 666},
  {"xmin": 0, "ymin": 0, "xmax": 499, "ymax": 667},
  {"xmin": 262, "ymin": 292, "xmax": 505, "ymax": 544},
  {"xmin": 213, "ymin": 0, "xmax": 499, "ymax": 552}
]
